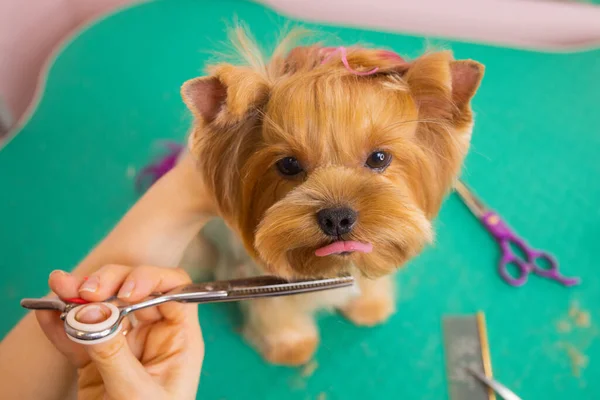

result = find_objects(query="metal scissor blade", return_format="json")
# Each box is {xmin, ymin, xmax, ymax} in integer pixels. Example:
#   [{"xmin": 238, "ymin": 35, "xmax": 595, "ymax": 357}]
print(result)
[
  {"xmin": 225, "ymin": 275, "xmax": 356, "ymax": 301},
  {"xmin": 21, "ymin": 298, "xmax": 67, "ymax": 312},
  {"xmin": 158, "ymin": 275, "xmax": 356, "ymax": 305},
  {"xmin": 455, "ymin": 180, "xmax": 489, "ymax": 218},
  {"xmin": 466, "ymin": 367, "xmax": 522, "ymax": 400}
]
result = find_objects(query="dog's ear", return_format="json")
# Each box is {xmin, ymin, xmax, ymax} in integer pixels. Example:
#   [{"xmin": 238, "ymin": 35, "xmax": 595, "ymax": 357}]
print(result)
[
  {"xmin": 449, "ymin": 60, "xmax": 485, "ymax": 111},
  {"xmin": 181, "ymin": 76, "xmax": 227, "ymax": 123},
  {"xmin": 405, "ymin": 51, "xmax": 484, "ymax": 123},
  {"xmin": 181, "ymin": 64, "xmax": 270, "ymax": 124}
]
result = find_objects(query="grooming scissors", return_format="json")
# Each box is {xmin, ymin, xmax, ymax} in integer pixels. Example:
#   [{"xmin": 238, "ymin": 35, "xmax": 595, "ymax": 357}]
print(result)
[
  {"xmin": 455, "ymin": 180, "xmax": 580, "ymax": 287},
  {"xmin": 466, "ymin": 367, "xmax": 522, "ymax": 400},
  {"xmin": 21, "ymin": 275, "xmax": 355, "ymax": 344}
]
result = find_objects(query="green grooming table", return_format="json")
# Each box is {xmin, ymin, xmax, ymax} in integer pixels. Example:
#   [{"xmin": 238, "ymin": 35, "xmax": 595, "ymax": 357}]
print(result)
[{"xmin": 1, "ymin": 1, "xmax": 599, "ymax": 398}]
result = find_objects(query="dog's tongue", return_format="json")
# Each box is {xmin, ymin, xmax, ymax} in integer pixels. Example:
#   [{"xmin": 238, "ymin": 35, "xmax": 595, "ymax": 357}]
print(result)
[{"xmin": 315, "ymin": 241, "xmax": 373, "ymax": 257}]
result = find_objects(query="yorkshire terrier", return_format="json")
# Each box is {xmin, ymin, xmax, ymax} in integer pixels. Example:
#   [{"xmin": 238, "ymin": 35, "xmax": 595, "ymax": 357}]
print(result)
[{"xmin": 172, "ymin": 29, "xmax": 484, "ymax": 366}]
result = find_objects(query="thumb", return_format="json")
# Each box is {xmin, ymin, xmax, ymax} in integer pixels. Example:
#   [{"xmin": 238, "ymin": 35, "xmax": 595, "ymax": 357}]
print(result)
[{"xmin": 75, "ymin": 305, "xmax": 156, "ymax": 399}]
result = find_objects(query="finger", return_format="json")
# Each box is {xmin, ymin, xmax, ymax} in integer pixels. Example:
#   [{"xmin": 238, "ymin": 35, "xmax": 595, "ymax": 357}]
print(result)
[
  {"xmin": 35, "ymin": 309, "xmax": 90, "ymax": 368},
  {"xmin": 78, "ymin": 264, "xmax": 132, "ymax": 301},
  {"xmin": 129, "ymin": 296, "xmax": 195, "ymax": 325},
  {"xmin": 128, "ymin": 305, "xmax": 163, "ymax": 324},
  {"xmin": 119, "ymin": 266, "xmax": 192, "ymax": 323},
  {"xmin": 164, "ymin": 305, "xmax": 205, "ymax": 398},
  {"xmin": 48, "ymin": 270, "xmax": 86, "ymax": 299},
  {"xmin": 75, "ymin": 304, "xmax": 158, "ymax": 399},
  {"xmin": 116, "ymin": 265, "xmax": 191, "ymax": 302}
]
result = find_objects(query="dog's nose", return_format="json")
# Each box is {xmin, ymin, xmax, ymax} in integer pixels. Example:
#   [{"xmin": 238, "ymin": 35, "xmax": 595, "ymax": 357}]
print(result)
[{"xmin": 317, "ymin": 207, "xmax": 357, "ymax": 236}]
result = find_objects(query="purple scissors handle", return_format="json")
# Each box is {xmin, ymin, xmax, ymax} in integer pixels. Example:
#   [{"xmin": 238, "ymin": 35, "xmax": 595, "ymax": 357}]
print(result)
[{"xmin": 480, "ymin": 211, "xmax": 581, "ymax": 287}]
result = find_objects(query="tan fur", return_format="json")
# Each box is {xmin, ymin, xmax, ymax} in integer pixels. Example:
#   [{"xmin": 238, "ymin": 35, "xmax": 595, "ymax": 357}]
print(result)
[
  {"xmin": 341, "ymin": 274, "xmax": 396, "ymax": 326},
  {"xmin": 180, "ymin": 28, "xmax": 484, "ymax": 365}
]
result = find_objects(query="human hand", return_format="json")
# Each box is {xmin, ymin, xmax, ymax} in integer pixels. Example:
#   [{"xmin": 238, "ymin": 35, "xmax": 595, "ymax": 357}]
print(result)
[{"xmin": 35, "ymin": 265, "xmax": 204, "ymax": 400}]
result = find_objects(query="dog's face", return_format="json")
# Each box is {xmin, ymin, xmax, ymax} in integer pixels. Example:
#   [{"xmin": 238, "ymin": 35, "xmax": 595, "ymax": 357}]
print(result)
[{"xmin": 182, "ymin": 43, "xmax": 483, "ymax": 279}]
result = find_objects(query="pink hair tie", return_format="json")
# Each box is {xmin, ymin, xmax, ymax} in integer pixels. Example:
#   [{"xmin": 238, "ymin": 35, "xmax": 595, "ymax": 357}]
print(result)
[{"xmin": 320, "ymin": 46, "xmax": 379, "ymax": 76}]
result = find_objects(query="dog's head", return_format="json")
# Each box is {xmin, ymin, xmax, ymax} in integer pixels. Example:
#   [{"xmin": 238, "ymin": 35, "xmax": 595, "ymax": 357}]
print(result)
[{"xmin": 182, "ymin": 33, "xmax": 483, "ymax": 279}]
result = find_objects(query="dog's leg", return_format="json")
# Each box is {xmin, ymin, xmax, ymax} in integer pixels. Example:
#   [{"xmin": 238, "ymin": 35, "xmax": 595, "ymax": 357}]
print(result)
[
  {"xmin": 340, "ymin": 274, "xmax": 396, "ymax": 326},
  {"xmin": 242, "ymin": 296, "xmax": 318, "ymax": 366}
]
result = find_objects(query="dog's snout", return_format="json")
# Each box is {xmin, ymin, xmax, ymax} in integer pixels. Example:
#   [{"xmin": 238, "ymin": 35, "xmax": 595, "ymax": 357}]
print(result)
[{"xmin": 317, "ymin": 207, "xmax": 357, "ymax": 236}]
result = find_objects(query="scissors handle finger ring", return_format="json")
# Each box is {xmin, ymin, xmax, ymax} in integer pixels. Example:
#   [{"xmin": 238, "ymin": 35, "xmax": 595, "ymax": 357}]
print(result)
[{"xmin": 498, "ymin": 256, "xmax": 530, "ymax": 287}]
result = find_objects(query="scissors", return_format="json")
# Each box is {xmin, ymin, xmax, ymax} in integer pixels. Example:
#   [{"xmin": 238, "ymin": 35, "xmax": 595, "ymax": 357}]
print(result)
[
  {"xmin": 466, "ymin": 367, "xmax": 522, "ymax": 400},
  {"xmin": 455, "ymin": 180, "xmax": 580, "ymax": 287},
  {"xmin": 21, "ymin": 275, "xmax": 355, "ymax": 344}
]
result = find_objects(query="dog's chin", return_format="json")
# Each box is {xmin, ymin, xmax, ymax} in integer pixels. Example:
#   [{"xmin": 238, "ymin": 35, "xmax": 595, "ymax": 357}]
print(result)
[
  {"xmin": 286, "ymin": 248, "xmax": 354, "ymax": 278},
  {"xmin": 256, "ymin": 242, "xmax": 416, "ymax": 280}
]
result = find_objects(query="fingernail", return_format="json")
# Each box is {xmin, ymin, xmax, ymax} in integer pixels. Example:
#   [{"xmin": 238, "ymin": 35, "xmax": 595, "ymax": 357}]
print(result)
[
  {"xmin": 50, "ymin": 269, "xmax": 69, "ymax": 277},
  {"xmin": 118, "ymin": 281, "xmax": 135, "ymax": 299},
  {"xmin": 79, "ymin": 276, "xmax": 99, "ymax": 293},
  {"xmin": 75, "ymin": 304, "xmax": 110, "ymax": 324}
]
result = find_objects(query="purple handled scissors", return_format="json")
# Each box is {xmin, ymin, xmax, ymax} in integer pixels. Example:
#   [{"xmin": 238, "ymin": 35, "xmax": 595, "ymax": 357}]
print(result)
[{"xmin": 455, "ymin": 180, "xmax": 580, "ymax": 287}]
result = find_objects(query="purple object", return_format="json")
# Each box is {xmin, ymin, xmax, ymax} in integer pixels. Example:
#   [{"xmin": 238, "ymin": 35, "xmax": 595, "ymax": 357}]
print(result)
[
  {"xmin": 480, "ymin": 211, "xmax": 580, "ymax": 287},
  {"xmin": 136, "ymin": 141, "xmax": 184, "ymax": 192},
  {"xmin": 455, "ymin": 180, "xmax": 581, "ymax": 287}
]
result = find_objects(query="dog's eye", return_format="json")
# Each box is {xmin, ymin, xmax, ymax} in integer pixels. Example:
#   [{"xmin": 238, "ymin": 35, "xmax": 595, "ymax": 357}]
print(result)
[
  {"xmin": 365, "ymin": 151, "xmax": 392, "ymax": 171},
  {"xmin": 276, "ymin": 157, "xmax": 304, "ymax": 176}
]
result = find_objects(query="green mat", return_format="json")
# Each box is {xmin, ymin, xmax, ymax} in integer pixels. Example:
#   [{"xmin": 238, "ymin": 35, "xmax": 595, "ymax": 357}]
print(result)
[{"xmin": 1, "ymin": 1, "xmax": 599, "ymax": 398}]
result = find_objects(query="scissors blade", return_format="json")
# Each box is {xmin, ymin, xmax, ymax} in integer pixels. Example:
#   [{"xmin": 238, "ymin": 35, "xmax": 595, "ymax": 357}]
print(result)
[
  {"xmin": 160, "ymin": 275, "xmax": 356, "ymax": 304},
  {"xmin": 466, "ymin": 367, "xmax": 522, "ymax": 400},
  {"xmin": 454, "ymin": 180, "xmax": 489, "ymax": 218},
  {"xmin": 21, "ymin": 298, "xmax": 67, "ymax": 312},
  {"xmin": 224, "ymin": 275, "xmax": 356, "ymax": 301}
]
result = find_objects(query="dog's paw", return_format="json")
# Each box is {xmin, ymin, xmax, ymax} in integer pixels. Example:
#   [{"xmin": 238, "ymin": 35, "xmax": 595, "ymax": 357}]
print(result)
[
  {"xmin": 245, "ymin": 327, "xmax": 318, "ymax": 366},
  {"xmin": 263, "ymin": 332, "xmax": 318, "ymax": 366},
  {"xmin": 341, "ymin": 295, "xmax": 395, "ymax": 327}
]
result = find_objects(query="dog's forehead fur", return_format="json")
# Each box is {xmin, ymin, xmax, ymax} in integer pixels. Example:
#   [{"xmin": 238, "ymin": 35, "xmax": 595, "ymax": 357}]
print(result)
[{"xmin": 264, "ymin": 73, "xmax": 418, "ymax": 168}]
